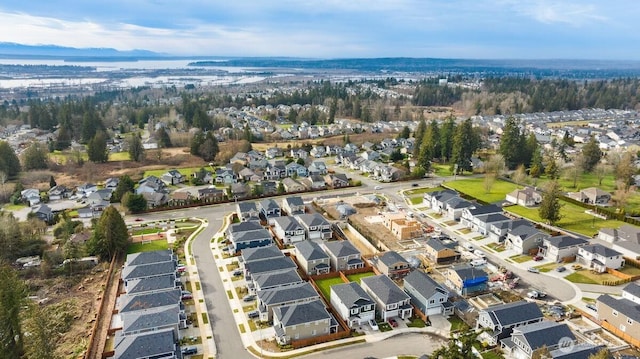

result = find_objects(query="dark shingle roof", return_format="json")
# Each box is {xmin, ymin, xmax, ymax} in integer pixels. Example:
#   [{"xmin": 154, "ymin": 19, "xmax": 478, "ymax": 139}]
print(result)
[
  {"xmin": 546, "ymin": 235, "xmax": 588, "ymax": 249},
  {"xmin": 121, "ymin": 306, "xmax": 180, "ymax": 334},
  {"xmin": 509, "ymin": 222, "xmax": 543, "ymax": 240},
  {"xmin": 245, "ymin": 256, "xmax": 297, "ymax": 276},
  {"xmin": 476, "ymin": 213, "xmax": 510, "ymax": 224},
  {"xmin": 284, "ymin": 196, "xmax": 304, "ymax": 210},
  {"xmin": 361, "ymin": 275, "xmax": 410, "ymax": 305},
  {"xmin": 331, "ymin": 282, "xmax": 375, "ymax": 308},
  {"xmin": 404, "ymin": 270, "xmax": 448, "ymax": 298},
  {"xmin": 482, "ymin": 301, "xmax": 543, "ymax": 327},
  {"xmin": 273, "ymin": 299, "xmax": 331, "ymax": 327},
  {"xmin": 232, "ymin": 228, "xmax": 272, "ymax": 244},
  {"xmin": 550, "ymin": 344, "xmax": 606, "ymax": 359},
  {"xmin": 378, "ymin": 251, "xmax": 408, "ymax": 268},
  {"xmin": 452, "ymin": 265, "xmax": 488, "ymax": 281},
  {"xmin": 237, "ymin": 201, "xmax": 258, "ymax": 213},
  {"xmin": 125, "ymin": 274, "xmax": 178, "ymax": 295},
  {"xmin": 323, "ymin": 240, "xmax": 360, "ymax": 258},
  {"xmin": 296, "ymin": 213, "xmax": 330, "ymax": 227},
  {"xmin": 467, "ymin": 204, "xmax": 502, "ymax": 216},
  {"xmin": 119, "ymin": 289, "xmax": 181, "ymax": 313},
  {"xmin": 125, "ymin": 249, "xmax": 174, "ymax": 267},
  {"xmin": 259, "ymin": 198, "xmax": 280, "ymax": 211},
  {"xmin": 228, "ymin": 220, "xmax": 263, "ymax": 234},
  {"xmin": 241, "ymin": 244, "xmax": 284, "ymax": 263},
  {"xmin": 273, "ymin": 216, "xmax": 303, "ymax": 232},
  {"xmin": 122, "ymin": 261, "xmax": 176, "ymax": 281},
  {"xmin": 425, "ymin": 237, "xmax": 458, "ymax": 251},
  {"xmin": 514, "ymin": 321, "xmax": 575, "ymax": 351},
  {"xmin": 580, "ymin": 244, "xmax": 622, "ymax": 257},
  {"xmin": 114, "ymin": 328, "xmax": 176, "ymax": 359},
  {"xmin": 257, "ymin": 282, "xmax": 319, "ymax": 305},
  {"xmin": 295, "ymin": 240, "xmax": 329, "ymax": 261},
  {"xmin": 623, "ymin": 283, "xmax": 640, "ymax": 298},
  {"xmin": 253, "ymin": 268, "xmax": 303, "ymax": 289}
]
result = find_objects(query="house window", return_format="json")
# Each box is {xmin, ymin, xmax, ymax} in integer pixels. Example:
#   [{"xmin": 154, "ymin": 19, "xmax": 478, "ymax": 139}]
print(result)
[
  {"xmin": 429, "ymin": 299, "xmax": 435, "ymax": 304},
  {"xmin": 620, "ymin": 324, "xmax": 626, "ymax": 332},
  {"xmin": 627, "ymin": 318, "xmax": 633, "ymax": 325},
  {"xmin": 613, "ymin": 310, "xmax": 618, "ymax": 316},
  {"xmin": 350, "ymin": 308, "xmax": 359, "ymax": 315},
  {"xmin": 311, "ymin": 329, "xmax": 316, "ymax": 335},
  {"xmin": 294, "ymin": 333, "xmax": 299, "ymax": 339},
  {"xmin": 439, "ymin": 297, "xmax": 445, "ymax": 302},
  {"xmin": 363, "ymin": 305, "xmax": 371, "ymax": 311}
]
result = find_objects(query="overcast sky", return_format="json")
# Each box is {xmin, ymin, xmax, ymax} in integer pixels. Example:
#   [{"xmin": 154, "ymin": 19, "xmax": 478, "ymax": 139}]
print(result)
[{"xmin": 0, "ymin": 0, "xmax": 637, "ymax": 59}]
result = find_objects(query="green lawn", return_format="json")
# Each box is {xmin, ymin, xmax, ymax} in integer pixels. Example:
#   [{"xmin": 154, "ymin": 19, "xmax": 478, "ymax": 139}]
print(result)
[
  {"xmin": 448, "ymin": 315, "xmax": 468, "ymax": 332},
  {"xmin": 108, "ymin": 152, "xmax": 131, "ymax": 161},
  {"xmin": 445, "ymin": 178, "xmax": 520, "ymax": 204},
  {"xmin": 565, "ymin": 270, "xmax": 622, "ymax": 285},
  {"xmin": 406, "ymin": 318, "xmax": 426, "ymax": 328},
  {"xmin": 535, "ymin": 172, "xmax": 617, "ymax": 193},
  {"xmin": 143, "ymin": 166, "xmax": 203, "ymax": 179},
  {"xmin": 131, "ymin": 228, "xmax": 163, "ymax": 236},
  {"xmin": 127, "ymin": 239, "xmax": 169, "ymax": 254},
  {"xmin": 404, "ymin": 186, "xmax": 445, "ymax": 196},
  {"xmin": 3, "ymin": 203, "xmax": 27, "ymax": 211},
  {"xmin": 564, "ymin": 272, "xmax": 599, "ymax": 284},
  {"xmin": 534, "ymin": 263, "xmax": 559, "ymax": 273},
  {"xmin": 346, "ymin": 272, "xmax": 375, "ymax": 284},
  {"xmin": 486, "ymin": 242, "xmax": 506, "ymax": 252},
  {"xmin": 509, "ymin": 254, "xmax": 532, "ymax": 263},
  {"xmin": 315, "ymin": 277, "xmax": 346, "ymax": 299},
  {"xmin": 378, "ymin": 322, "xmax": 392, "ymax": 332},
  {"xmin": 432, "ymin": 164, "xmax": 453, "ymax": 177},
  {"xmin": 506, "ymin": 201, "xmax": 627, "ymax": 237},
  {"xmin": 481, "ymin": 350, "xmax": 504, "ymax": 359},
  {"xmin": 409, "ymin": 196, "xmax": 424, "ymax": 205}
]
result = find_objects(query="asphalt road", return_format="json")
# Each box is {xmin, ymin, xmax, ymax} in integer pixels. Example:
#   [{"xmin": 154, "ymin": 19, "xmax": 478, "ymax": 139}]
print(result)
[{"xmin": 304, "ymin": 333, "xmax": 446, "ymax": 359}]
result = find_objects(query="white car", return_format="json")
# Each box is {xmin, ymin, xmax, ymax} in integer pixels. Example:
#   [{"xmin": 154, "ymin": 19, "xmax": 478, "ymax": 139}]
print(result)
[
  {"xmin": 527, "ymin": 267, "xmax": 540, "ymax": 273},
  {"xmin": 369, "ymin": 319, "xmax": 379, "ymax": 331},
  {"xmin": 474, "ymin": 249, "xmax": 486, "ymax": 258},
  {"xmin": 374, "ymin": 185, "xmax": 382, "ymax": 190}
]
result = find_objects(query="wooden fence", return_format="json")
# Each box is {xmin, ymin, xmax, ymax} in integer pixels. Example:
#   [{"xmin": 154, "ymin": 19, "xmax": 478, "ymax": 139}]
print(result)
[
  {"xmin": 84, "ymin": 254, "xmax": 119, "ymax": 359},
  {"xmin": 290, "ymin": 330, "xmax": 352, "ymax": 349},
  {"xmin": 602, "ymin": 320, "xmax": 640, "ymax": 348}
]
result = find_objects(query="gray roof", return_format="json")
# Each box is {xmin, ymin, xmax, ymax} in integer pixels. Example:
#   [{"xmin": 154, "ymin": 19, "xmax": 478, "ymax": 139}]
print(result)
[
  {"xmin": 125, "ymin": 250, "xmax": 174, "ymax": 267},
  {"xmin": 273, "ymin": 299, "xmax": 331, "ymax": 328},
  {"xmin": 272, "ymin": 216, "xmax": 303, "ymax": 232},
  {"xmin": 121, "ymin": 306, "xmax": 180, "ymax": 334},
  {"xmin": 331, "ymin": 282, "xmax": 375, "ymax": 308},
  {"xmin": 509, "ymin": 222, "xmax": 543, "ymax": 240},
  {"xmin": 546, "ymin": 235, "xmax": 589, "ymax": 249},
  {"xmin": 623, "ymin": 283, "xmax": 640, "ymax": 298},
  {"xmin": 482, "ymin": 301, "xmax": 543, "ymax": 327},
  {"xmin": 259, "ymin": 198, "xmax": 280, "ymax": 211},
  {"xmin": 295, "ymin": 240, "xmax": 329, "ymax": 261},
  {"xmin": 228, "ymin": 220, "xmax": 263, "ymax": 234},
  {"xmin": 245, "ymin": 256, "xmax": 297, "ymax": 276},
  {"xmin": 323, "ymin": 240, "xmax": 360, "ymax": 258},
  {"xmin": 404, "ymin": 270, "xmax": 448, "ymax": 298},
  {"xmin": 284, "ymin": 196, "xmax": 304, "ymax": 209},
  {"xmin": 361, "ymin": 275, "xmax": 410, "ymax": 305},
  {"xmin": 125, "ymin": 274, "xmax": 178, "ymax": 295},
  {"xmin": 232, "ymin": 228, "xmax": 273, "ymax": 244},
  {"xmin": 513, "ymin": 321, "xmax": 575, "ymax": 351},
  {"xmin": 119, "ymin": 289, "xmax": 181, "ymax": 313},
  {"xmin": 433, "ymin": 191, "xmax": 459, "ymax": 203},
  {"xmin": 476, "ymin": 213, "xmax": 510, "ymax": 224},
  {"xmin": 237, "ymin": 201, "xmax": 258, "ymax": 213},
  {"xmin": 241, "ymin": 244, "xmax": 284, "ymax": 263},
  {"xmin": 425, "ymin": 237, "xmax": 458, "ymax": 251},
  {"xmin": 451, "ymin": 265, "xmax": 488, "ymax": 281},
  {"xmin": 296, "ymin": 213, "xmax": 330, "ymax": 228},
  {"xmin": 550, "ymin": 344, "xmax": 606, "ymax": 359},
  {"xmin": 378, "ymin": 251, "xmax": 408, "ymax": 268},
  {"xmin": 257, "ymin": 282, "xmax": 319, "ymax": 306},
  {"xmin": 122, "ymin": 261, "xmax": 176, "ymax": 281},
  {"xmin": 253, "ymin": 268, "xmax": 303, "ymax": 289},
  {"xmin": 598, "ymin": 294, "xmax": 640, "ymax": 322},
  {"xmin": 114, "ymin": 328, "xmax": 176, "ymax": 359},
  {"xmin": 445, "ymin": 197, "xmax": 473, "ymax": 209},
  {"xmin": 580, "ymin": 244, "xmax": 622, "ymax": 257},
  {"xmin": 467, "ymin": 204, "xmax": 501, "ymax": 216}
]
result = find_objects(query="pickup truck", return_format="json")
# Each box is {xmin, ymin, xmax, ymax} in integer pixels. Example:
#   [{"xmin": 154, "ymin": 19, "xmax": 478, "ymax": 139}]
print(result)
[{"xmin": 527, "ymin": 290, "xmax": 547, "ymax": 299}]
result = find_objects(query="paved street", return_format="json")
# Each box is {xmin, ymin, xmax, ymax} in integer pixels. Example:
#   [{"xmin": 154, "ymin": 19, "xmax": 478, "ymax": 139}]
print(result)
[{"xmin": 304, "ymin": 333, "xmax": 446, "ymax": 359}]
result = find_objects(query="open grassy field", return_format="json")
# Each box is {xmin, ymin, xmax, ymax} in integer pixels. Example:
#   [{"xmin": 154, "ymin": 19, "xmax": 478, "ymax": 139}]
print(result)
[
  {"xmin": 505, "ymin": 201, "xmax": 626, "ymax": 237},
  {"xmin": 404, "ymin": 186, "xmax": 445, "ymax": 196},
  {"xmin": 143, "ymin": 166, "xmax": 203, "ymax": 179},
  {"xmin": 445, "ymin": 178, "xmax": 520, "ymax": 204},
  {"xmin": 533, "ymin": 172, "xmax": 617, "ymax": 192},
  {"xmin": 127, "ymin": 239, "xmax": 169, "ymax": 254},
  {"xmin": 346, "ymin": 271, "xmax": 375, "ymax": 284},
  {"xmin": 108, "ymin": 152, "xmax": 131, "ymax": 161},
  {"xmin": 432, "ymin": 164, "xmax": 453, "ymax": 177},
  {"xmin": 315, "ymin": 277, "xmax": 346, "ymax": 299}
]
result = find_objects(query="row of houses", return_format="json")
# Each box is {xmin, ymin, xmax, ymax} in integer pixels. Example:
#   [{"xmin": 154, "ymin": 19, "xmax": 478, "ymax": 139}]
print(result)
[{"xmin": 111, "ymin": 250, "xmax": 187, "ymax": 359}]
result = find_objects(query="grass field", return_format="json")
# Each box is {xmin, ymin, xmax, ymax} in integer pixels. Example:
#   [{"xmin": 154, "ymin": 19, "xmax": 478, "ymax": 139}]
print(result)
[
  {"xmin": 143, "ymin": 166, "xmax": 204, "ymax": 179},
  {"xmin": 346, "ymin": 271, "xmax": 375, "ymax": 284},
  {"xmin": 506, "ymin": 201, "xmax": 626, "ymax": 237},
  {"xmin": 131, "ymin": 228, "xmax": 163, "ymax": 236},
  {"xmin": 3, "ymin": 203, "xmax": 27, "ymax": 211},
  {"xmin": 534, "ymin": 262, "xmax": 559, "ymax": 273},
  {"xmin": 564, "ymin": 271, "xmax": 600, "ymax": 284},
  {"xmin": 315, "ymin": 277, "xmax": 346, "ymax": 299},
  {"xmin": 409, "ymin": 197, "xmax": 424, "ymax": 205},
  {"xmin": 509, "ymin": 254, "xmax": 533, "ymax": 263},
  {"xmin": 404, "ymin": 186, "xmax": 445, "ymax": 196},
  {"xmin": 448, "ymin": 315, "xmax": 468, "ymax": 332},
  {"xmin": 432, "ymin": 164, "xmax": 453, "ymax": 177},
  {"xmin": 109, "ymin": 152, "xmax": 131, "ymax": 161},
  {"xmin": 445, "ymin": 178, "xmax": 520, "ymax": 204},
  {"xmin": 127, "ymin": 239, "xmax": 169, "ymax": 254}
]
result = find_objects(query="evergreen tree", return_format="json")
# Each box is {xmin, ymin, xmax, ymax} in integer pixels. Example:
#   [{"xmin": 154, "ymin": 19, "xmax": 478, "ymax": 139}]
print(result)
[
  {"xmin": 21, "ymin": 142, "xmax": 49, "ymax": 170},
  {"xmin": 87, "ymin": 131, "xmax": 108, "ymax": 163},
  {"xmin": 530, "ymin": 148, "xmax": 544, "ymax": 178},
  {"xmin": 397, "ymin": 126, "xmax": 411, "ymax": 139},
  {"xmin": 54, "ymin": 125, "xmax": 72, "ymax": 151},
  {"xmin": 539, "ymin": 181, "xmax": 563, "ymax": 225},
  {"xmin": 198, "ymin": 132, "xmax": 219, "ymax": 162},
  {"xmin": 156, "ymin": 127, "xmax": 172, "ymax": 148},
  {"xmin": 499, "ymin": 116, "xmax": 526, "ymax": 169},
  {"xmin": 190, "ymin": 131, "xmax": 205, "ymax": 156},
  {"xmin": 111, "ymin": 175, "xmax": 135, "ymax": 203},
  {"xmin": 451, "ymin": 119, "xmax": 479, "ymax": 174},
  {"xmin": 23, "ymin": 304, "xmax": 60, "ymax": 359},
  {"xmin": 439, "ymin": 116, "xmax": 456, "ymax": 162},
  {"xmin": 524, "ymin": 133, "xmax": 539, "ymax": 168},
  {"xmin": 545, "ymin": 157, "xmax": 559, "ymax": 179},
  {"xmin": 49, "ymin": 176, "xmax": 56, "ymax": 189},
  {"xmin": 0, "ymin": 141, "xmax": 21, "ymax": 178},
  {"xmin": 123, "ymin": 193, "xmax": 148, "ymax": 214},
  {"xmin": 581, "ymin": 135, "xmax": 602, "ymax": 172},
  {"xmin": 127, "ymin": 133, "xmax": 145, "ymax": 162},
  {"xmin": 412, "ymin": 118, "xmax": 427, "ymax": 157},
  {"xmin": 87, "ymin": 206, "xmax": 129, "ymax": 260},
  {"xmin": 0, "ymin": 264, "xmax": 27, "ymax": 358}
]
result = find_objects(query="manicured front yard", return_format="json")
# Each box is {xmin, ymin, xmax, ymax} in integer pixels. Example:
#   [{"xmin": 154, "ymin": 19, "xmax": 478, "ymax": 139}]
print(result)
[
  {"xmin": 409, "ymin": 196, "xmax": 424, "ymax": 205},
  {"xmin": 143, "ymin": 166, "xmax": 203, "ymax": 179},
  {"xmin": 127, "ymin": 239, "xmax": 169, "ymax": 254},
  {"xmin": 445, "ymin": 178, "xmax": 520, "ymax": 204},
  {"xmin": 448, "ymin": 315, "xmax": 468, "ymax": 332},
  {"xmin": 346, "ymin": 272, "xmax": 375, "ymax": 284},
  {"xmin": 404, "ymin": 186, "xmax": 445, "ymax": 196},
  {"xmin": 619, "ymin": 266, "xmax": 640, "ymax": 276},
  {"xmin": 108, "ymin": 151, "xmax": 131, "ymax": 161},
  {"xmin": 486, "ymin": 242, "xmax": 506, "ymax": 252},
  {"xmin": 131, "ymin": 228, "xmax": 163, "ymax": 236},
  {"xmin": 564, "ymin": 270, "xmax": 621, "ymax": 285},
  {"xmin": 534, "ymin": 262, "xmax": 559, "ymax": 273},
  {"xmin": 315, "ymin": 277, "xmax": 346, "ymax": 299},
  {"xmin": 406, "ymin": 317, "xmax": 426, "ymax": 328},
  {"xmin": 509, "ymin": 254, "xmax": 532, "ymax": 263}
]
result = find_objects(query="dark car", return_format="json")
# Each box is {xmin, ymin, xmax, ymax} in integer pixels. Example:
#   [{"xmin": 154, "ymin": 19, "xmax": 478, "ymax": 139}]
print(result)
[
  {"xmin": 247, "ymin": 310, "xmax": 259, "ymax": 319},
  {"xmin": 233, "ymin": 270, "xmax": 243, "ymax": 277},
  {"xmin": 388, "ymin": 318, "xmax": 398, "ymax": 327},
  {"xmin": 181, "ymin": 347, "xmax": 197, "ymax": 355},
  {"xmin": 411, "ymin": 183, "xmax": 419, "ymax": 187},
  {"xmin": 556, "ymin": 266, "xmax": 566, "ymax": 272},
  {"xmin": 243, "ymin": 294, "xmax": 256, "ymax": 302},
  {"xmin": 533, "ymin": 255, "xmax": 543, "ymax": 261},
  {"xmin": 181, "ymin": 291, "xmax": 193, "ymax": 300}
]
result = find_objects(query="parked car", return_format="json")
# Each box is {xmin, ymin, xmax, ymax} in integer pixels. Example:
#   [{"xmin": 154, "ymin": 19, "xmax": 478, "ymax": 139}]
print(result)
[
  {"xmin": 247, "ymin": 310, "xmax": 259, "ymax": 319},
  {"xmin": 369, "ymin": 319, "xmax": 379, "ymax": 331},
  {"xmin": 181, "ymin": 291, "xmax": 193, "ymax": 300},
  {"xmin": 374, "ymin": 186, "xmax": 382, "ymax": 190},
  {"xmin": 181, "ymin": 347, "xmax": 197, "ymax": 355},
  {"xmin": 533, "ymin": 255, "xmax": 543, "ymax": 261},
  {"xmin": 527, "ymin": 267, "xmax": 540, "ymax": 273},
  {"xmin": 233, "ymin": 270, "xmax": 243, "ymax": 277},
  {"xmin": 411, "ymin": 183, "xmax": 419, "ymax": 187},
  {"xmin": 572, "ymin": 264, "xmax": 582, "ymax": 270},
  {"xmin": 135, "ymin": 218, "xmax": 144, "ymax": 222},
  {"xmin": 556, "ymin": 266, "xmax": 566, "ymax": 272},
  {"xmin": 474, "ymin": 250, "xmax": 486, "ymax": 258},
  {"xmin": 527, "ymin": 290, "xmax": 546, "ymax": 299},
  {"xmin": 388, "ymin": 318, "xmax": 398, "ymax": 327},
  {"xmin": 243, "ymin": 294, "xmax": 256, "ymax": 302},
  {"xmin": 177, "ymin": 265, "xmax": 187, "ymax": 273},
  {"xmin": 586, "ymin": 303, "xmax": 597, "ymax": 312},
  {"xmin": 464, "ymin": 243, "xmax": 474, "ymax": 251}
]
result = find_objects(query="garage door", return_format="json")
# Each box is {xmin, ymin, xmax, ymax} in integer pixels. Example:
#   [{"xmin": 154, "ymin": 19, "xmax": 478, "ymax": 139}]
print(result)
[{"xmin": 426, "ymin": 307, "xmax": 441, "ymax": 316}]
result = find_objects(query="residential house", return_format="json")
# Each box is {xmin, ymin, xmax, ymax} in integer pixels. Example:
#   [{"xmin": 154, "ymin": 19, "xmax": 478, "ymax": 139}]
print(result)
[
  {"xmin": 272, "ymin": 216, "xmax": 306, "ymax": 245},
  {"xmin": 241, "ymin": 244, "xmax": 284, "ymax": 265},
  {"xmin": 197, "ymin": 187, "xmax": 225, "ymax": 203},
  {"xmin": 382, "ymin": 212, "xmax": 422, "ymax": 240},
  {"xmin": 21, "ymin": 188, "xmax": 40, "ymax": 206},
  {"xmin": 324, "ymin": 173, "xmax": 349, "ymax": 188},
  {"xmin": 227, "ymin": 220, "xmax": 263, "ymax": 241},
  {"xmin": 257, "ymin": 282, "xmax": 320, "ymax": 321},
  {"xmin": 598, "ymin": 224, "xmax": 640, "ymax": 258},
  {"xmin": 142, "ymin": 191, "xmax": 168, "ymax": 208},
  {"xmin": 258, "ymin": 199, "xmax": 281, "ymax": 224},
  {"xmin": 104, "ymin": 177, "xmax": 119, "ymax": 189},
  {"xmin": 121, "ymin": 262, "xmax": 177, "ymax": 283},
  {"xmin": 215, "ymin": 167, "xmax": 237, "ymax": 184},
  {"xmin": 168, "ymin": 191, "xmax": 192, "ymax": 206},
  {"xmin": 48, "ymin": 185, "xmax": 69, "ymax": 201},
  {"xmin": 309, "ymin": 146, "xmax": 326, "ymax": 158},
  {"xmin": 136, "ymin": 176, "xmax": 167, "ymax": 195},
  {"xmin": 120, "ymin": 306, "xmax": 183, "ymax": 336},
  {"xmin": 296, "ymin": 213, "xmax": 332, "ymax": 240},
  {"xmin": 230, "ymin": 182, "xmax": 250, "ymax": 199},
  {"xmin": 307, "ymin": 161, "xmax": 327, "ymax": 175},
  {"xmin": 322, "ymin": 240, "xmax": 364, "ymax": 271},
  {"xmin": 500, "ymin": 321, "xmax": 577, "ymax": 359},
  {"xmin": 330, "ymin": 282, "xmax": 376, "ymax": 328},
  {"xmin": 32, "ymin": 204, "xmax": 53, "ymax": 222},
  {"xmin": 285, "ymin": 162, "xmax": 308, "ymax": 178},
  {"xmin": 445, "ymin": 265, "xmax": 488, "ymax": 296},
  {"xmin": 488, "ymin": 219, "xmax": 530, "ymax": 243},
  {"xmin": 251, "ymin": 268, "xmax": 304, "ymax": 293},
  {"xmin": 228, "ymin": 228, "xmax": 273, "ymax": 253},
  {"xmin": 77, "ymin": 207, "xmax": 96, "ymax": 219},
  {"xmin": 161, "ymin": 169, "xmax": 185, "ymax": 185},
  {"xmin": 236, "ymin": 202, "xmax": 260, "ymax": 222},
  {"xmin": 282, "ymin": 178, "xmax": 306, "ymax": 192},
  {"xmin": 261, "ymin": 181, "xmax": 278, "ymax": 196},
  {"xmin": 282, "ymin": 196, "xmax": 305, "ymax": 215},
  {"xmin": 273, "ymin": 299, "xmax": 337, "ymax": 345},
  {"xmin": 567, "ymin": 187, "xmax": 611, "ymax": 206},
  {"xmin": 239, "ymin": 167, "xmax": 260, "ymax": 182},
  {"xmin": 125, "ymin": 250, "xmax": 176, "ymax": 267},
  {"xmin": 123, "ymin": 274, "xmax": 181, "ymax": 295},
  {"xmin": 539, "ymin": 235, "xmax": 589, "ymax": 262},
  {"xmin": 476, "ymin": 301, "xmax": 544, "ymax": 345},
  {"xmin": 118, "ymin": 289, "xmax": 182, "ymax": 314},
  {"xmin": 460, "ymin": 204, "xmax": 503, "ymax": 233},
  {"xmin": 550, "ymin": 345, "xmax": 607, "ymax": 359},
  {"xmin": 265, "ymin": 147, "xmax": 283, "ymax": 159},
  {"xmin": 301, "ymin": 175, "xmax": 326, "ymax": 190},
  {"xmin": 472, "ymin": 213, "xmax": 512, "ymax": 236},
  {"xmin": 505, "ymin": 187, "xmax": 543, "ymax": 207},
  {"xmin": 505, "ymin": 222, "xmax": 548, "ymax": 255},
  {"xmin": 291, "ymin": 148, "xmax": 309, "ymax": 160},
  {"xmin": 294, "ymin": 240, "xmax": 331, "ymax": 276},
  {"xmin": 375, "ymin": 251, "xmax": 411, "ymax": 279},
  {"xmin": 361, "ymin": 275, "xmax": 413, "ymax": 321},
  {"xmin": 88, "ymin": 188, "xmax": 113, "ymax": 203},
  {"xmin": 577, "ymin": 244, "xmax": 625, "ymax": 273},
  {"xmin": 245, "ymin": 256, "xmax": 298, "ymax": 281},
  {"xmin": 113, "ymin": 328, "xmax": 178, "ymax": 359},
  {"xmin": 597, "ymin": 283, "xmax": 640, "ymax": 346},
  {"xmin": 424, "ymin": 236, "xmax": 461, "ymax": 264},
  {"xmin": 77, "ymin": 183, "xmax": 98, "ymax": 197},
  {"xmin": 443, "ymin": 197, "xmax": 475, "ymax": 221},
  {"xmin": 403, "ymin": 270, "xmax": 452, "ymax": 316},
  {"xmin": 428, "ymin": 190, "xmax": 460, "ymax": 213}
]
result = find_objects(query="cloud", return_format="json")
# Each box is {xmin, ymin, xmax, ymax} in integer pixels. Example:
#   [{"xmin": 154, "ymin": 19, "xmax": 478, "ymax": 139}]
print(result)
[{"xmin": 504, "ymin": 0, "xmax": 607, "ymax": 26}]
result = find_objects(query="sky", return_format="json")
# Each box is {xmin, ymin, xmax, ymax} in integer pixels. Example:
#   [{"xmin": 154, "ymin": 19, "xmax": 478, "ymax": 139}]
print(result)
[{"xmin": 0, "ymin": 0, "xmax": 637, "ymax": 59}]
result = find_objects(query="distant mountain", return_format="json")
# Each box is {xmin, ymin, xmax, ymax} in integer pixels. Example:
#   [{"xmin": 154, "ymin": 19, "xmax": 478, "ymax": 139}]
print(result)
[{"xmin": 0, "ymin": 42, "xmax": 163, "ymax": 59}]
